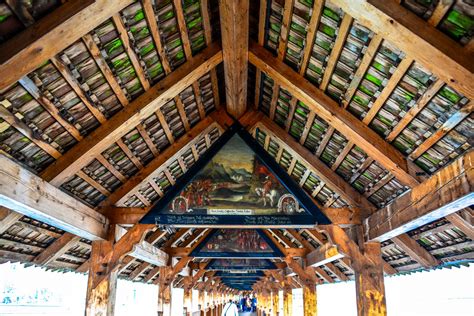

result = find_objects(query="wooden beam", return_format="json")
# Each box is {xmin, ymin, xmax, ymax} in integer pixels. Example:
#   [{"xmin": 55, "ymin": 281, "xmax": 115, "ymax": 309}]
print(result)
[
  {"xmin": 249, "ymin": 42, "xmax": 421, "ymax": 188},
  {"xmin": 0, "ymin": 0, "xmax": 135, "ymax": 90},
  {"xmin": 365, "ymin": 150, "xmax": 474, "ymax": 242},
  {"xmin": 219, "ymin": 0, "xmax": 248, "ymax": 117},
  {"xmin": 330, "ymin": 0, "xmax": 473, "ymax": 100},
  {"xmin": 0, "ymin": 155, "xmax": 109, "ymax": 240},
  {"xmin": 446, "ymin": 211, "xmax": 474, "ymax": 240},
  {"xmin": 0, "ymin": 207, "xmax": 23, "ymax": 235},
  {"xmin": 40, "ymin": 44, "xmax": 222, "ymax": 186},
  {"xmin": 128, "ymin": 241, "xmax": 169, "ymax": 266},
  {"xmin": 391, "ymin": 234, "xmax": 439, "ymax": 268},
  {"xmin": 33, "ymin": 232, "xmax": 81, "ymax": 265},
  {"xmin": 306, "ymin": 243, "xmax": 345, "ymax": 267}
]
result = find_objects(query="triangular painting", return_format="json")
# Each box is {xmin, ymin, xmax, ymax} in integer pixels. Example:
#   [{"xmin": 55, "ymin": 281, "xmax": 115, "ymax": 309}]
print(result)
[
  {"xmin": 140, "ymin": 123, "xmax": 331, "ymax": 227},
  {"xmin": 190, "ymin": 229, "xmax": 283, "ymax": 258},
  {"xmin": 207, "ymin": 258, "xmax": 276, "ymax": 271}
]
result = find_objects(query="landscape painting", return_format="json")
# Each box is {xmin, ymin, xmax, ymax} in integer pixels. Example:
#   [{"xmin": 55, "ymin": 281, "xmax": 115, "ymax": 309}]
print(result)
[
  {"xmin": 166, "ymin": 135, "xmax": 304, "ymax": 216},
  {"xmin": 207, "ymin": 259, "xmax": 276, "ymax": 271},
  {"xmin": 191, "ymin": 229, "xmax": 281, "ymax": 258}
]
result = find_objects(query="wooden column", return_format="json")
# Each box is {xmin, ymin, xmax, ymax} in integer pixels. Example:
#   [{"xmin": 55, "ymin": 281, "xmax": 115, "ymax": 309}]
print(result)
[
  {"xmin": 157, "ymin": 269, "xmax": 172, "ymax": 316},
  {"xmin": 354, "ymin": 243, "xmax": 387, "ymax": 316},
  {"xmin": 85, "ymin": 240, "xmax": 117, "ymax": 316},
  {"xmin": 283, "ymin": 287, "xmax": 292, "ymax": 316},
  {"xmin": 272, "ymin": 290, "xmax": 280, "ymax": 316},
  {"xmin": 303, "ymin": 284, "xmax": 317, "ymax": 316}
]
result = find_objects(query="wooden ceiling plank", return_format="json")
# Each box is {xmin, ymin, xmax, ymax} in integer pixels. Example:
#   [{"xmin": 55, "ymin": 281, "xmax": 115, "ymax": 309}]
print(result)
[
  {"xmin": 142, "ymin": 0, "xmax": 172, "ymax": 74},
  {"xmin": 324, "ymin": 262, "xmax": 349, "ymax": 281},
  {"xmin": 77, "ymin": 170, "xmax": 111, "ymax": 196},
  {"xmin": 364, "ymin": 150, "xmax": 474, "ymax": 242},
  {"xmin": 319, "ymin": 15, "xmax": 353, "ymax": 91},
  {"xmin": 285, "ymin": 98, "xmax": 298, "ymax": 132},
  {"xmin": 136, "ymin": 124, "xmax": 160, "ymax": 156},
  {"xmin": 200, "ymin": 0, "xmax": 220, "ymax": 110},
  {"xmin": 116, "ymin": 139, "xmax": 143, "ymax": 169},
  {"xmin": 0, "ymin": 0, "xmax": 135, "ymax": 91},
  {"xmin": 5, "ymin": 0, "xmax": 34, "ymax": 26},
  {"xmin": 0, "ymin": 106, "xmax": 62, "ymax": 159},
  {"xmin": 409, "ymin": 102, "xmax": 473, "ymax": 160},
  {"xmin": 174, "ymin": 96, "xmax": 191, "ymax": 132},
  {"xmin": 40, "ymin": 44, "xmax": 222, "ymax": 186},
  {"xmin": 428, "ymin": 0, "xmax": 454, "ymax": 27},
  {"xmin": 192, "ymin": 82, "xmax": 207, "ymax": 120},
  {"xmin": 362, "ymin": 57, "xmax": 414, "ymax": 124},
  {"xmin": 19, "ymin": 76, "xmax": 83, "ymax": 141},
  {"xmin": 33, "ymin": 232, "xmax": 81, "ymax": 265},
  {"xmin": 50, "ymin": 56, "xmax": 107, "ymax": 124},
  {"xmin": 269, "ymin": 84, "xmax": 280, "ymax": 121},
  {"xmin": 299, "ymin": 111, "xmax": 316, "ymax": 145},
  {"xmin": 0, "ymin": 155, "xmax": 109, "ymax": 240},
  {"xmin": 112, "ymin": 14, "xmax": 151, "ymax": 91},
  {"xmin": 129, "ymin": 262, "xmax": 151, "ymax": 281},
  {"xmin": 299, "ymin": 0, "xmax": 324, "ymax": 75},
  {"xmin": 219, "ymin": 0, "xmax": 249, "ymax": 118},
  {"xmin": 96, "ymin": 155, "xmax": 127, "ymax": 183},
  {"xmin": 82, "ymin": 34, "xmax": 130, "ymax": 106},
  {"xmin": 342, "ymin": 34, "xmax": 384, "ymax": 108},
  {"xmin": 173, "ymin": 0, "xmax": 193, "ymax": 59},
  {"xmin": 277, "ymin": 0, "xmax": 295, "ymax": 60},
  {"xmin": 250, "ymin": 43, "xmax": 420, "ymax": 188},
  {"xmin": 386, "ymin": 79, "xmax": 445, "ymax": 142},
  {"xmin": 331, "ymin": 0, "xmax": 474, "ymax": 99},
  {"xmin": 392, "ymin": 233, "xmax": 439, "ymax": 268}
]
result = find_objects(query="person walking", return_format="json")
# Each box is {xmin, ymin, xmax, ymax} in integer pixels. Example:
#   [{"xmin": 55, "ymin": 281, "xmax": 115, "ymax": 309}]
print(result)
[{"xmin": 221, "ymin": 299, "xmax": 239, "ymax": 316}]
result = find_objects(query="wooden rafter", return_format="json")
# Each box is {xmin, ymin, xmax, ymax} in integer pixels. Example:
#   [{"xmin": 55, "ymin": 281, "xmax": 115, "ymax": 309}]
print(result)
[
  {"xmin": 0, "ymin": 0, "xmax": 135, "ymax": 90},
  {"xmin": 365, "ymin": 150, "xmax": 473, "ymax": 242},
  {"xmin": 330, "ymin": 0, "xmax": 474, "ymax": 100},
  {"xmin": 249, "ymin": 42, "xmax": 421, "ymax": 188},
  {"xmin": 40, "ymin": 44, "xmax": 222, "ymax": 186},
  {"xmin": 0, "ymin": 155, "xmax": 108, "ymax": 240}
]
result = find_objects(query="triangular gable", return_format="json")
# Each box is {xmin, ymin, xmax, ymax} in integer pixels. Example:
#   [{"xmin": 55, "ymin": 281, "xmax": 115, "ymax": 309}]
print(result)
[
  {"xmin": 140, "ymin": 122, "xmax": 331, "ymax": 227},
  {"xmin": 207, "ymin": 258, "xmax": 276, "ymax": 271},
  {"xmin": 190, "ymin": 229, "xmax": 283, "ymax": 258}
]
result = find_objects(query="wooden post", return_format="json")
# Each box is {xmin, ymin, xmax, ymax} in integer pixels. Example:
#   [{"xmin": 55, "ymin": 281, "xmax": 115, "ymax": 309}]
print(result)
[
  {"xmin": 157, "ymin": 267, "xmax": 172, "ymax": 316},
  {"xmin": 354, "ymin": 243, "xmax": 387, "ymax": 316},
  {"xmin": 283, "ymin": 287, "xmax": 292, "ymax": 316},
  {"xmin": 303, "ymin": 284, "xmax": 317, "ymax": 316},
  {"xmin": 272, "ymin": 290, "xmax": 280, "ymax": 316},
  {"xmin": 85, "ymin": 240, "xmax": 117, "ymax": 316}
]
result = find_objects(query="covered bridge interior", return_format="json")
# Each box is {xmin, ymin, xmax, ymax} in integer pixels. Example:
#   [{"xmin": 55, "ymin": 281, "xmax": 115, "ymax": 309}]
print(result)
[{"xmin": 0, "ymin": 0, "xmax": 472, "ymax": 315}]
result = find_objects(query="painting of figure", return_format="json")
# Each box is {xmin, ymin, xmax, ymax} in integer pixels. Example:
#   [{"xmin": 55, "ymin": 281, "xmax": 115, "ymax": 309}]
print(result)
[
  {"xmin": 167, "ymin": 135, "xmax": 303, "ymax": 215},
  {"xmin": 200, "ymin": 229, "xmax": 272, "ymax": 253},
  {"xmin": 208, "ymin": 259, "xmax": 274, "ymax": 270}
]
